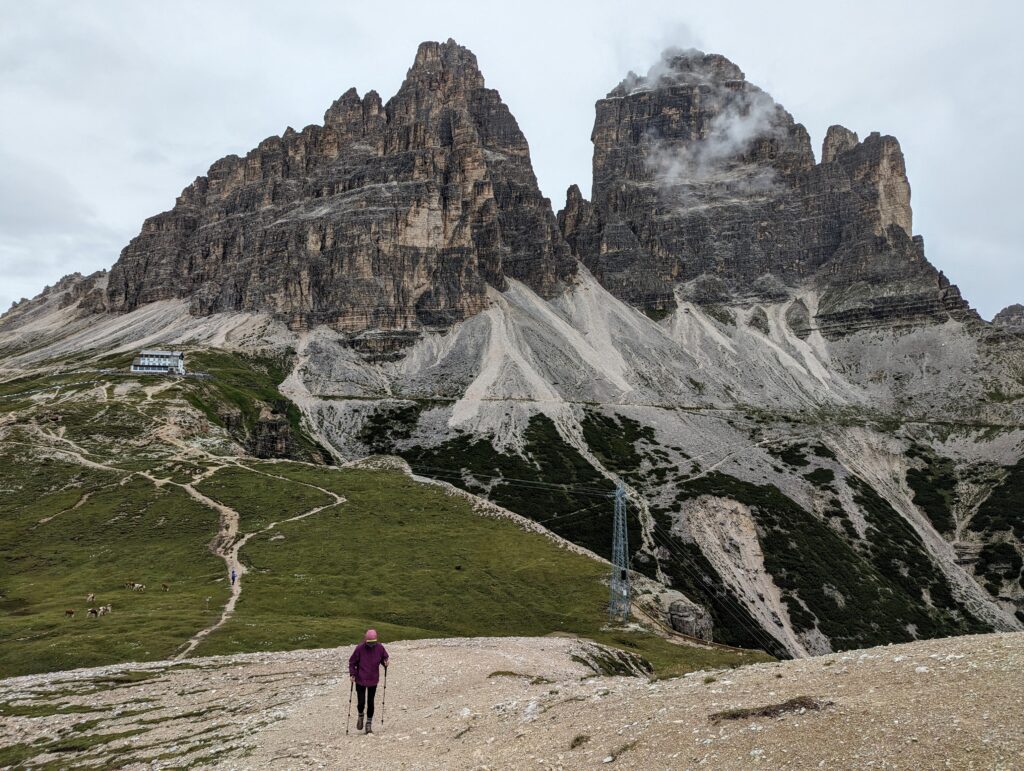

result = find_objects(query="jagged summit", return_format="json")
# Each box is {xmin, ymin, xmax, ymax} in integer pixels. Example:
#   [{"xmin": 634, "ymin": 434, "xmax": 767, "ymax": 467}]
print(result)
[
  {"xmin": 994, "ymin": 303, "xmax": 1024, "ymax": 329},
  {"xmin": 407, "ymin": 38, "xmax": 486, "ymax": 88},
  {"xmin": 610, "ymin": 48, "xmax": 747, "ymax": 96},
  {"xmin": 100, "ymin": 39, "xmax": 572, "ymax": 335},
  {"xmin": 559, "ymin": 47, "xmax": 975, "ymax": 334},
  {"xmin": 822, "ymin": 124, "xmax": 860, "ymax": 163},
  {"xmin": 322, "ymin": 86, "xmax": 383, "ymax": 130},
  {"xmin": 8, "ymin": 40, "xmax": 991, "ymax": 344}
]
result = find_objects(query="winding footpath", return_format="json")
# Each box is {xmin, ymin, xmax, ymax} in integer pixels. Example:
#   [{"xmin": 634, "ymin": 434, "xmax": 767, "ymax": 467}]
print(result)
[
  {"xmin": 173, "ymin": 472, "xmax": 345, "ymax": 660},
  {"xmin": 19, "ymin": 417, "xmax": 348, "ymax": 662}
]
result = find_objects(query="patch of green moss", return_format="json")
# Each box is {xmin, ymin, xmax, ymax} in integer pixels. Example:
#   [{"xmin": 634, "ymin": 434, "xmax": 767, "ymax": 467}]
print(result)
[{"xmin": 0, "ymin": 701, "xmax": 105, "ymax": 717}]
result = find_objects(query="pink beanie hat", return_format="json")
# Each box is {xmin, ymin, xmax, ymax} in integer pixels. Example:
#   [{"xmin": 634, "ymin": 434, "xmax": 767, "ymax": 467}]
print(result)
[{"xmin": 364, "ymin": 628, "xmax": 378, "ymax": 642}]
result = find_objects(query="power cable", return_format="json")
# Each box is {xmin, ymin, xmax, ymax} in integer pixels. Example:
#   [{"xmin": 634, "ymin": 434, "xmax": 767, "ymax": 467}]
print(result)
[{"xmin": 644, "ymin": 519, "xmax": 784, "ymax": 654}]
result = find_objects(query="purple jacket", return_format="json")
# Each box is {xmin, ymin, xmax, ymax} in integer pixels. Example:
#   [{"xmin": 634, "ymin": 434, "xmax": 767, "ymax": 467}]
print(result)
[{"xmin": 348, "ymin": 642, "xmax": 389, "ymax": 686}]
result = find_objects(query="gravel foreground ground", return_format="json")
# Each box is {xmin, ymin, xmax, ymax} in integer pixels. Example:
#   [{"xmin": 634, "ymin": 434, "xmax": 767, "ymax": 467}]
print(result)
[{"xmin": 1, "ymin": 632, "xmax": 1022, "ymax": 769}]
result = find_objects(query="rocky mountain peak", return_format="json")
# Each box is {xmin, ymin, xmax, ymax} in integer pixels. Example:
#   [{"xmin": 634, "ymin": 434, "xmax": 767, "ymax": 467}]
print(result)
[
  {"xmin": 993, "ymin": 303, "xmax": 1024, "ymax": 328},
  {"xmin": 99, "ymin": 39, "xmax": 572, "ymax": 335},
  {"xmin": 407, "ymin": 38, "xmax": 485, "ymax": 91},
  {"xmin": 322, "ymin": 86, "xmax": 383, "ymax": 129},
  {"xmin": 559, "ymin": 48, "xmax": 973, "ymax": 335},
  {"xmin": 33, "ymin": 41, "xmax": 979, "ymax": 344},
  {"xmin": 822, "ymin": 124, "xmax": 859, "ymax": 163},
  {"xmin": 610, "ymin": 49, "xmax": 746, "ymax": 96}
]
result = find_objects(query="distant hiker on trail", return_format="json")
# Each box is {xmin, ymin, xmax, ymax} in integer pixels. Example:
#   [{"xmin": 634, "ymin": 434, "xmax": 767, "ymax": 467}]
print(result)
[
  {"xmin": 230, "ymin": 568, "xmax": 236, "ymax": 586},
  {"xmin": 348, "ymin": 629, "xmax": 389, "ymax": 734}
]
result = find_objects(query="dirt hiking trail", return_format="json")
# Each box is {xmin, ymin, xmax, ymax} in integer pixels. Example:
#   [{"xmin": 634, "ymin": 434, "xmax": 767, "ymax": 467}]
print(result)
[{"xmin": 1, "ymin": 633, "xmax": 1021, "ymax": 769}]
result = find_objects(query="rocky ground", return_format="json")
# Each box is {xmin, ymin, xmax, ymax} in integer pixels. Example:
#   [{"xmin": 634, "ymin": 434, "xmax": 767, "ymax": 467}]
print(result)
[{"xmin": 1, "ymin": 632, "xmax": 1022, "ymax": 769}]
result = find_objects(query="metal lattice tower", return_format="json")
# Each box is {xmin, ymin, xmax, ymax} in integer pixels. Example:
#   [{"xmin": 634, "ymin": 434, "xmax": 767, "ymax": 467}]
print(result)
[{"xmin": 609, "ymin": 483, "xmax": 631, "ymax": 623}]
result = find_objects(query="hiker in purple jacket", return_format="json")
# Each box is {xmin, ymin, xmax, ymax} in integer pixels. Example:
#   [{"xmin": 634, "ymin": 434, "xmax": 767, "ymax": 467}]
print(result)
[{"xmin": 349, "ymin": 628, "xmax": 389, "ymax": 734}]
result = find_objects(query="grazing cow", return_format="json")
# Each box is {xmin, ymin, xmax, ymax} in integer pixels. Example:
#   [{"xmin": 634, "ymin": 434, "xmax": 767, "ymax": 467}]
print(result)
[
  {"xmin": 86, "ymin": 592, "xmax": 95, "ymax": 603},
  {"xmin": 161, "ymin": 583, "xmax": 169, "ymax": 592},
  {"xmin": 134, "ymin": 583, "xmax": 146, "ymax": 592},
  {"xmin": 64, "ymin": 608, "xmax": 75, "ymax": 619},
  {"xmin": 87, "ymin": 607, "xmax": 99, "ymax": 618},
  {"xmin": 98, "ymin": 604, "xmax": 112, "ymax": 616},
  {"xmin": 124, "ymin": 581, "xmax": 134, "ymax": 590}
]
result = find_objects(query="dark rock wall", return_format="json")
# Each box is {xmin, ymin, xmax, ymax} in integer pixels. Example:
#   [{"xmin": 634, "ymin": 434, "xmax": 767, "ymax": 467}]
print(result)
[
  {"xmin": 105, "ymin": 40, "xmax": 574, "ymax": 333},
  {"xmin": 559, "ymin": 50, "xmax": 978, "ymax": 334},
  {"xmin": 69, "ymin": 42, "xmax": 999, "ymax": 342}
]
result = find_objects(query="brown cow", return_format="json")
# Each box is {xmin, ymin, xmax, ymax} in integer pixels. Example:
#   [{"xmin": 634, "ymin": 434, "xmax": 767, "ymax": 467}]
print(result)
[
  {"xmin": 64, "ymin": 608, "xmax": 75, "ymax": 619},
  {"xmin": 161, "ymin": 583, "xmax": 169, "ymax": 592}
]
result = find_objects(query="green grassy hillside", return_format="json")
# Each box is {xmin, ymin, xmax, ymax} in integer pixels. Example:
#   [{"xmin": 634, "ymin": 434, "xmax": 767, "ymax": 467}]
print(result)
[{"xmin": 0, "ymin": 351, "xmax": 766, "ymax": 678}]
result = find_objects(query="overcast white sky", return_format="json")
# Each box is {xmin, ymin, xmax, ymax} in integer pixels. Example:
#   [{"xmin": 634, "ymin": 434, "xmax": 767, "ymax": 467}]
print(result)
[{"xmin": 1, "ymin": 1, "xmax": 1021, "ymax": 319}]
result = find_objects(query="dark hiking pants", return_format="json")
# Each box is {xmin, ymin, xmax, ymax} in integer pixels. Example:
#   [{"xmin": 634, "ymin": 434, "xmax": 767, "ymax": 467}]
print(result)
[{"xmin": 356, "ymin": 684, "xmax": 377, "ymax": 719}]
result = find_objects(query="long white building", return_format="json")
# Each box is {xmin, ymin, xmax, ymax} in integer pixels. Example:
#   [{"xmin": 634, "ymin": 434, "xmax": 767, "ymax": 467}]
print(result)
[{"xmin": 130, "ymin": 350, "xmax": 186, "ymax": 375}]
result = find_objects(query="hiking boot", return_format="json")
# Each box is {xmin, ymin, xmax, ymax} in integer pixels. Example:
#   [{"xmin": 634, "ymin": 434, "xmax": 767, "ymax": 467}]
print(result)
[
  {"xmin": 365, "ymin": 718, "xmax": 373, "ymax": 734},
  {"xmin": 356, "ymin": 713, "xmax": 364, "ymax": 731}
]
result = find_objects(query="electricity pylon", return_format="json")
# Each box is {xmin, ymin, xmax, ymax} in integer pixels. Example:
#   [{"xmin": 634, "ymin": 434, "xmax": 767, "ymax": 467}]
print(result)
[{"xmin": 609, "ymin": 483, "xmax": 631, "ymax": 623}]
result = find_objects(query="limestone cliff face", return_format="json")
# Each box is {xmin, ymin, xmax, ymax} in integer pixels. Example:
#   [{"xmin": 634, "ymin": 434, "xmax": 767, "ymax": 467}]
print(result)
[
  {"xmin": 105, "ymin": 40, "xmax": 574, "ymax": 334},
  {"xmin": 559, "ymin": 50, "xmax": 976, "ymax": 335},
  {"xmin": 994, "ymin": 304, "xmax": 1024, "ymax": 330}
]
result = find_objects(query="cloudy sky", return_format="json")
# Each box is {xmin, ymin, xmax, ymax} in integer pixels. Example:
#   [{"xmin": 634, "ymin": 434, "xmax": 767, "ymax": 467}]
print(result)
[{"xmin": 2, "ymin": 1, "xmax": 1021, "ymax": 319}]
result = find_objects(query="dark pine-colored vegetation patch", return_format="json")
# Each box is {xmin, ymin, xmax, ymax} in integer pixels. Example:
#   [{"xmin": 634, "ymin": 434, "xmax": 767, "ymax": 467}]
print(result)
[
  {"xmin": 675, "ymin": 472, "xmax": 988, "ymax": 650},
  {"xmin": 969, "ymin": 459, "xmax": 1024, "ymax": 539},
  {"xmin": 580, "ymin": 410, "xmax": 655, "ymax": 477},
  {"xmin": 810, "ymin": 444, "xmax": 837, "ymax": 460},
  {"xmin": 403, "ymin": 414, "xmax": 633, "ymax": 561},
  {"xmin": 803, "ymin": 468, "xmax": 835, "ymax": 488},
  {"xmin": 905, "ymin": 446, "xmax": 957, "ymax": 534},
  {"xmin": 847, "ymin": 476, "xmax": 989, "ymax": 637},
  {"xmin": 357, "ymin": 400, "xmax": 424, "ymax": 454},
  {"xmin": 770, "ymin": 443, "xmax": 810, "ymax": 468},
  {"xmin": 974, "ymin": 542, "xmax": 1024, "ymax": 595}
]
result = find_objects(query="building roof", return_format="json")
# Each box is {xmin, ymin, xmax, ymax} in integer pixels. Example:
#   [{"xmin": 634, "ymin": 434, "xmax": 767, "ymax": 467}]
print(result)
[{"xmin": 138, "ymin": 350, "xmax": 184, "ymax": 357}]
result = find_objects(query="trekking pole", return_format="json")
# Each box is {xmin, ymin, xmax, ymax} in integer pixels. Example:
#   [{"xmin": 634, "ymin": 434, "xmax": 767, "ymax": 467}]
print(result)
[
  {"xmin": 380, "ymin": 665, "xmax": 388, "ymax": 731},
  {"xmin": 345, "ymin": 680, "xmax": 353, "ymax": 735}
]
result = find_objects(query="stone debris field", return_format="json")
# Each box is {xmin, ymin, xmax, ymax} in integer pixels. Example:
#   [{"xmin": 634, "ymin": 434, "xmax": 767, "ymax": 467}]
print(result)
[{"xmin": 1, "ymin": 632, "xmax": 1022, "ymax": 769}]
